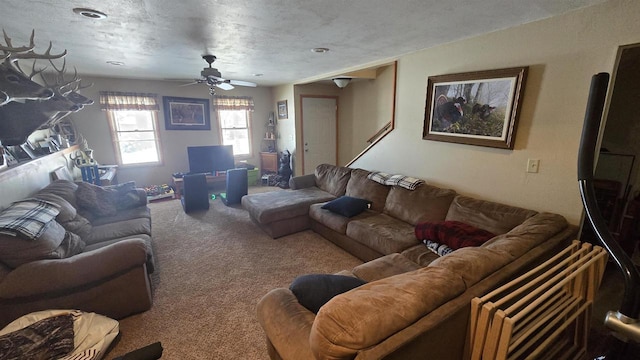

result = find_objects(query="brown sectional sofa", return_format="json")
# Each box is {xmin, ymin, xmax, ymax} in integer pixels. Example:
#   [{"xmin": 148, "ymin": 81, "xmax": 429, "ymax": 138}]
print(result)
[
  {"xmin": 245, "ymin": 164, "xmax": 578, "ymax": 359},
  {"xmin": 0, "ymin": 179, "xmax": 155, "ymax": 327}
]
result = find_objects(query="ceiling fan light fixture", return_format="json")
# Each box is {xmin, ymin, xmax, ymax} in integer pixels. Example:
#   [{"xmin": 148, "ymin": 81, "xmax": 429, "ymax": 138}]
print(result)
[
  {"xmin": 333, "ymin": 77, "xmax": 351, "ymax": 88},
  {"xmin": 73, "ymin": 8, "xmax": 108, "ymax": 19}
]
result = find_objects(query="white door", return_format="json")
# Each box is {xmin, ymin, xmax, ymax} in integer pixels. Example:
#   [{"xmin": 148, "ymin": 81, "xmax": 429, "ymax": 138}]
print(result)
[{"xmin": 302, "ymin": 96, "xmax": 337, "ymax": 174}]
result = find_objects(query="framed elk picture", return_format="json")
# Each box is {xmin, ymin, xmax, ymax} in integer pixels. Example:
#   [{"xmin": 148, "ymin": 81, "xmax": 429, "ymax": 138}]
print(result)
[
  {"xmin": 423, "ymin": 67, "xmax": 528, "ymax": 149},
  {"xmin": 163, "ymin": 96, "xmax": 211, "ymax": 130}
]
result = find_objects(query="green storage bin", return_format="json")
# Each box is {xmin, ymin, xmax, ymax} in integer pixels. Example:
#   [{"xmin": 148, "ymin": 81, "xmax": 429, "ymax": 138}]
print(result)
[{"xmin": 247, "ymin": 168, "xmax": 259, "ymax": 185}]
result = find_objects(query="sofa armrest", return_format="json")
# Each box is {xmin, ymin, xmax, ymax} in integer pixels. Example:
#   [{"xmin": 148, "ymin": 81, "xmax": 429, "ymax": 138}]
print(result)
[
  {"xmin": 290, "ymin": 174, "xmax": 316, "ymax": 190},
  {"xmin": 0, "ymin": 239, "xmax": 148, "ymax": 299},
  {"xmin": 257, "ymin": 288, "xmax": 317, "ymax": 359}
]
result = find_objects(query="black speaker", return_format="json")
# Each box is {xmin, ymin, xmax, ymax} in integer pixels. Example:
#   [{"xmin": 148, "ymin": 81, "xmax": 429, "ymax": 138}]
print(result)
[{"xmin": 222, "ymin": 168, "xmax": 248, "ymax": 205}]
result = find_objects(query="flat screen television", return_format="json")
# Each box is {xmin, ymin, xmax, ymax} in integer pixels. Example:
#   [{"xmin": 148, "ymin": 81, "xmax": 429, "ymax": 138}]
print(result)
[{"xmin": 187, "ymin": 145, "xmax": 234, "ymax": 174}]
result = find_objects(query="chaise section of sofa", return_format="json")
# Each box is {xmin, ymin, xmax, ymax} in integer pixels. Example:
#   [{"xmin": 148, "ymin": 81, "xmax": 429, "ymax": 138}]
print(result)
[
  {"xmin": 242, "ymin": 164, "xmax": 352, "ymax": 238},
  {"xmin": 0, "ymin": 179, "xmax": 155, "ymax": 327}
]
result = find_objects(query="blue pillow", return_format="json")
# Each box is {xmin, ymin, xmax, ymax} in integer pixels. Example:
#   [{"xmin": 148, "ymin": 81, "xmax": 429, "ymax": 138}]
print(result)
[
  {"xmin": 289, "ymin": 274, "xmax": 367, "ymax": 314},
  {"xmin": 321, "ymin": 196, "xmax": 371, "ymax": 217}
]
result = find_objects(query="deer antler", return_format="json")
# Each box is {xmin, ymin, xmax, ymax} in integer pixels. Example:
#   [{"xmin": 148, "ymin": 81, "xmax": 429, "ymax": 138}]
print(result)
[
  {"xmin": 13, "ymin": 59, "xmax": 48, "ymax": 80},
  {"xmin": 11, "ymin": 41, "xmax": 67, "ymax": 61},
  {"xmin": 0, "ymin": 29, "xmax": 35, "ymax": 53},
  {"xmin": 43, "ymin": 58, "xmax": 78, "ymax": 95},
  {"xmin": 70, "ymin": 77, "xmax": 93, "ymax": 92}
]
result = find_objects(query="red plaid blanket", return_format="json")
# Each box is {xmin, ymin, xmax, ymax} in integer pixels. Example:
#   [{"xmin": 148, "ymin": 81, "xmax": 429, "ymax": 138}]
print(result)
[{"xmin": 415, "ymin": 221, "xmax": 495, "ymax": 250}]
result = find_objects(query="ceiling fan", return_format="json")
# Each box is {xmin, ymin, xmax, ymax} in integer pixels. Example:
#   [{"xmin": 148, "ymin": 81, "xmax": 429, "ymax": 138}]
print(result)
[{"xmin": 181, "ymin": 55, "xmax": 257, "ymax": 95}]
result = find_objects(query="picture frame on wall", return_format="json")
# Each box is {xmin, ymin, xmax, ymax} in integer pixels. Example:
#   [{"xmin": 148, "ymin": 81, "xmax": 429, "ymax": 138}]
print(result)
[
  {"xmin": 423, "ymin": 66, "xmax": 528, "ymax": 149},
  {"xmin": 277, "ymin": 100, "xmax": 288, "ymax": 119},
  {"xmin": 163, "ymin": 96, "xmax": 211, "ymax": 130}
]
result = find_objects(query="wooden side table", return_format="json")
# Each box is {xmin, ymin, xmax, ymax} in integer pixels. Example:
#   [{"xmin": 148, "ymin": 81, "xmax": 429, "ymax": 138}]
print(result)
[{"xmin": 260, "ymin": 152, "xmax": 278, "ymax": 175}]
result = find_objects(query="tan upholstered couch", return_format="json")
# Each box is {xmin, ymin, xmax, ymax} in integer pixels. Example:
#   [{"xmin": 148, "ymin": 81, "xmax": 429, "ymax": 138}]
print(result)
[
  {"xmin": 0, "ymin": 179, "xmax": 154, "ymax": 327},
  {"xmin": 249, "ymin": 164, "xmax": 577, "ymax": 359}
]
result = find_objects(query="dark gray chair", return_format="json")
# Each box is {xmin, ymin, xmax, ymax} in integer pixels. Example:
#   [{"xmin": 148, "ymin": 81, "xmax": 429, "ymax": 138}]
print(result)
[
  {"xmin": 181, "ymin": 173, "xmax": 210, "ymax": 213},
  {"xmin": 221, "ymin": 168, "xmax": 248, "ymax": 206}
]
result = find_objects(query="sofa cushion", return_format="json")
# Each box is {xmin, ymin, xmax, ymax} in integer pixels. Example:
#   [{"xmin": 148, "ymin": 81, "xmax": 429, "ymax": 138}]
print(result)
[
  {"xmin": 29, "ymin": 193, "xmax": 76, "ymax": 223},
  {"xmin": 445, "ymin": 195, "xmax": 537, "ymax": 235},
  {"xmin": 415, "ymin": 221, "xmax": 495, "ymax": 250},
  {"xmin": 35, "ymin": 180, "xmax": 79, "ymax": 208},
  {"xmin": 309, "ymin": 203, "xmax": 375, "ymax": 234},
  {"xmin": 83, "ymin": 234, "xmax": 154, "ymax": 273},
  {"xmin": 289, "ymin": 274, "xmax": 367, "ymax": 314},
  {"xmin": 83, "ymin": 218, "xmax": 152, "ymax": 245},
  {"xmin": 310, "ymin": 266, "xmax": 466, "ymax": 359},
  {"xmin": 89, "ymin": 206, "xmax": 151, "ymax": 227},
  {"xmin": 383, "ymin": 184, "xmax": 456, "ymax": 226},
  {"xmin": 76, "ymin": 182, "xmax": 118, "ymax": 217},
  {"xmin": 0, "ymin": 221, "xmax": 84, "ymax": 268},
  {"xmin": 400, "ymin": 244, "xmax": 440, "ymax": 267},
  {"xmin": 321, "ymin": 196, "xmax": 371, "ymax": 218},
  {"xmin": 59, "ymin": 214, "xmax": 93, "ymax": 239},
  {"xmin": 314, "ymin": 164, "xmax": 352, "ymax": 197},
  {"xmin": 482, "ymin": 212, "xmax": 569, "ymax": 259},
  {"xmin": 345, "ymin": 169, "xmax": 390, "ymax": 212},
  {"xmin": 428, "ymin": 247, "xmax": 513, "ymax": 288},
  {"xmin": 346, "ymin": 213, "xmax": 419, "ymax": 255},
  {"xmin": 352, "ymin": 253, "xmax": 421, "ymax": 282}
]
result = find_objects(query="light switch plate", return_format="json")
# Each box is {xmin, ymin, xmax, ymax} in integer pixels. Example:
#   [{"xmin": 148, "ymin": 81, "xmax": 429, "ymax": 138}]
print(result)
[{"xmin": 527, "ymin": 159, "xmax": 540, "ymax": 173}]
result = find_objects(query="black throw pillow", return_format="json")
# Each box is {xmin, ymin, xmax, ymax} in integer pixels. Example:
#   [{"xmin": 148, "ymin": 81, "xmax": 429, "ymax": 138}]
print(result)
[
  {"xmin": 289, "ymin": 274, "xmax": 367, "ymax": 314},
  {"xmin": 321, "ymin": 196, "xmax": 371, "ymax": 217}
]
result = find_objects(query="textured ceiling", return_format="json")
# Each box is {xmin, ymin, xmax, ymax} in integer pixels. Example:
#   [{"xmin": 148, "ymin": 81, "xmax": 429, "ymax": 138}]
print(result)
[{"xmin": 1, "ymin": 0, "xmax": 604, "ymax": 86}]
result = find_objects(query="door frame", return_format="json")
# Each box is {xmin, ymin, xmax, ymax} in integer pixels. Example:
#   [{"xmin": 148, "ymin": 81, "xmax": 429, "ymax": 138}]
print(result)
[{"xmin": 299, "ymin": 95, "xmax": 339, "ymax": 175}]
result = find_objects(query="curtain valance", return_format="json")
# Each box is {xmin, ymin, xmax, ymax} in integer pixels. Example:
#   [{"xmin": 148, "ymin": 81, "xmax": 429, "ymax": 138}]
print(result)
[{"xmin": 99, "ymin": 91, "xmax": 159, "ymax": 111}]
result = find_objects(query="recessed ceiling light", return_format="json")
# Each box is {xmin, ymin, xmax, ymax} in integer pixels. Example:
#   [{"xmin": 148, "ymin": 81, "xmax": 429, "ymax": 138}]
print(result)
[
  {"xmin": 252, "ymin": 73, "xmax": 263, "ymax": 77},
  {"xmin": 73, "ymin": 8, "xmax": 108, "ymax": 19},
  {"xmin": 311, "ymin": 48, "xmax": 330, "ymax": 53},
  {"xmin": 106, "ymin": 60, "xmax": 125, "ymax": 66}
]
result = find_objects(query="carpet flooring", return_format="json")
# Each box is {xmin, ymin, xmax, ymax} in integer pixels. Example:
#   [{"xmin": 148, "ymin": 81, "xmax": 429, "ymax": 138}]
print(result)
[{"xmin": 107, "ymin": 187, "xmax": 362, "ymax": 359}]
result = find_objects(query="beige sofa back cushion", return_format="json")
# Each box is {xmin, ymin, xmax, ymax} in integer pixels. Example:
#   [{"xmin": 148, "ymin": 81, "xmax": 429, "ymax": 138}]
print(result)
[
  {"xmin": 36, "ymin": 180, "xmax": 79, "ymax": 208},
  {"xmin": 310, "ymin": 266, "xmax": 466, "ymax": 359},
  {"xmin": 0, "ymin": 221, "xmax": 67, "ymax": 268},
  {"xmin": 315, "ymin": 164, "xmax": 352, "ymax": 197},
  {"xmin": 445, "ymin": 195, "xmax": 538, "ymax": 235},
  {"xmin": 30, "ymin": 193, "xmax": 77, "ymax": 223},
  {"xmin": 383, "ymin": 184, "xmax": 456, "ymax": 225},
  {"xmin": 345, "ymin": 169, "xmax": 390, "ymax": 212}
]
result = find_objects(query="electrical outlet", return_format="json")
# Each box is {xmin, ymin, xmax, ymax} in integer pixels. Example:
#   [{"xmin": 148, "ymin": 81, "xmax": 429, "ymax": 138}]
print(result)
[{"xmin": 527, "ymin": 159, "xmax": 540, "ymax": 173}]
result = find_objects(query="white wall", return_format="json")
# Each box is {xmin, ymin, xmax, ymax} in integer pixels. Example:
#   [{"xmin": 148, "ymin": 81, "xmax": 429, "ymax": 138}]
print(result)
[
  {"xmin": 69, "ymin": 76, "xmax": 272, "ymax": 187},
  {"xmin": 352, "ymin": 0, "xmax": 639, "ymax": 225}
]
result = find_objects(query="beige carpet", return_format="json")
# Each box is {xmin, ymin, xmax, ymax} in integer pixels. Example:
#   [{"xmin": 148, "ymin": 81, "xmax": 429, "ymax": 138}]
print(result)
[{"xmin": 107, "ymin": 187, "xmax": 362, "ymax": 359}]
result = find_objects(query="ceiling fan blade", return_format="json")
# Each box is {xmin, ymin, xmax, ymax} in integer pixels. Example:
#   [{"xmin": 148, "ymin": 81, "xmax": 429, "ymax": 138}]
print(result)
[
  {"xmin": 216, "ymin": 82, "xmax": 234, "ymax": 90},
  {"xmin": 179, "ymin": 79, "xmax": 205, "ymax": 87},
  {"xmin": 229, "ymin": 79, "xmax": 257, "ymax": 87}
]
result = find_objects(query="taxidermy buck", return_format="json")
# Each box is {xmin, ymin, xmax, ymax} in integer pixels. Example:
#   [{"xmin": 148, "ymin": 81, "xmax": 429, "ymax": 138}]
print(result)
[
  {"xmin": 0, "ymin": 60, "xmax": 82, "ymax": 146},
  {"xmin": 37, "ymin": 59, "xmax": 93, "ymax": 130},
  {"xmin": 0, "ymin": 30, "xmax": 66, "ymax": 105}
]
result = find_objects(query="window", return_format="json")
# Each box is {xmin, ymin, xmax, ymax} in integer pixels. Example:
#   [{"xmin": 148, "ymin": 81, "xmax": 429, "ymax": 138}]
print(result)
[
  {"xmin": 107, "ymin": 110, "xmax": 161, "ymax": 165},
  {"xmin": 213, "ymin": 96, "xmax": 254, "ymax": 158},
  {"xmin": 100, "ymin": 92, "xmax": 162, "ymax": 166}
]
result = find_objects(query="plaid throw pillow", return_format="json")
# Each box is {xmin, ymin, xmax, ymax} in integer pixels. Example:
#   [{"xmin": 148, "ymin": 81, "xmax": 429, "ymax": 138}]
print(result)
[{"xmin": 415, "ymin": 221, "xmax": 495, "ymax": 250}]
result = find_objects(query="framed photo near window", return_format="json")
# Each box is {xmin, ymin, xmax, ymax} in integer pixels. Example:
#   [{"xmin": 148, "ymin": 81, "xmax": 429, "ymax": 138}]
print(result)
[
  {"xmin": 163, "ymin": 96, "xmax": 211, "ymax": 130},
  {"xmin": 277, "ymin": 100, "xmax": 288, "ymax": 120},
  {"xmin": 423, "ymin": 67, "xmax": 528, "ymax": 149}
]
